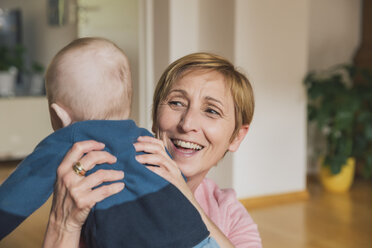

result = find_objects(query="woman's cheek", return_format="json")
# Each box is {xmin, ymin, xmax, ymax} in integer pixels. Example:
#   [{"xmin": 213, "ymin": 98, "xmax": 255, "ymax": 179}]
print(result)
[
  {"xmin": 203, "ymin": 119, "xmax": 225, "ymax": 138},
  {"xmin": 158, "ymin": 108, "xmax": 181, "ymax": 133}
]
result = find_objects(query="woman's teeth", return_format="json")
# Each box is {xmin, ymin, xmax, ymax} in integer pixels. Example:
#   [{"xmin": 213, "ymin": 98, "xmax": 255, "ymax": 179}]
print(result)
[{"xmin": 173, "ymin": 139, "xmax": 203, "ymax": 150}]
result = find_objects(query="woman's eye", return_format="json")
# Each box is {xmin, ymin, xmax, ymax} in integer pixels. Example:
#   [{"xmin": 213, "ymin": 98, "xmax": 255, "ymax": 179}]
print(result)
[
  {"xmin": 206, "ymin": 108, "xmax": 221, "ymax": 116},
  {"xmin": 168, "ymin": 101, "xmax": 184, "ymax": 107}
]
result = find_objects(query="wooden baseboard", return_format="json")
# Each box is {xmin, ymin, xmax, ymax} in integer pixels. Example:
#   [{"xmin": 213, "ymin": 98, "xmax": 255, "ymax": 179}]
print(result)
[{"xmin": 239, "ymin": 190, "xmax": 310, "ymax": 209}]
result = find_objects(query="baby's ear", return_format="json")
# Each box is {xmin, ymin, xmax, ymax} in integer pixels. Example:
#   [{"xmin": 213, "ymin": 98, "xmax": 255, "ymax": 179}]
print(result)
[{"xmin": 50, "ymin": 103, "xmax": 72, "ymax": 130}]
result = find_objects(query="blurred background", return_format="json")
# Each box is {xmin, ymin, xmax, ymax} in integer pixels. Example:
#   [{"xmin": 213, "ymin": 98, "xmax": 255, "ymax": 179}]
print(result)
[{"xmin": 0, "ymin": 0, "xmax": 371, "ymax": 247}]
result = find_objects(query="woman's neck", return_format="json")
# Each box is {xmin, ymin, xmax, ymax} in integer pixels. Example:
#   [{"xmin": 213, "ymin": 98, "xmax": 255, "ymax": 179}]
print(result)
[{"xmin": 186, "ymin": 173, "xmax": 207, "ymax": 194}]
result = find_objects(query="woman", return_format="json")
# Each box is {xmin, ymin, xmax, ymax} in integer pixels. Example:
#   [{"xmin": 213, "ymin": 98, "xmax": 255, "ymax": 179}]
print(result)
[{"xmin": 43, "ymin": 53, "xmax": 262, "ymax": 247}]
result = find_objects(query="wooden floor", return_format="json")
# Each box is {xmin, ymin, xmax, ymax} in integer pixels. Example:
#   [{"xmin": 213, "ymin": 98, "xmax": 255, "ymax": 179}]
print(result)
[
  {"xmin": 248, "ymin": 178, "xmax": 372, "ymax": 248},
  {"xmin": 0, "ymin": 161, "xmax": 371, "ymax": 248}
]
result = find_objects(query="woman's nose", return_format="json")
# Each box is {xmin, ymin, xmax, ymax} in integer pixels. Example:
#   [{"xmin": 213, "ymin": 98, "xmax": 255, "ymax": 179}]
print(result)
[{"xmin": 177, "ymin": 107, "xmax": 200, "ymax": 133}]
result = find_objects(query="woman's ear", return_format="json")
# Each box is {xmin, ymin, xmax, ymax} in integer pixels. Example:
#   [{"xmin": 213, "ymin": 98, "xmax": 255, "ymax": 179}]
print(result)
[
  {"xmin": 50, "ymin": 103, "xmax": 72, "ymax": 130},
  {"xmin": 228, "ymin": 124, "xmax": 250, "ymax": 152}
]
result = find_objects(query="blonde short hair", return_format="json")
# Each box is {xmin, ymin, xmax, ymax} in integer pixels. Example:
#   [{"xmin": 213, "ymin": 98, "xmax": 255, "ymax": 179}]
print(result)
[
  {"xmin": 45, "ymin": 37, "xmax": 132, "ymax": 120},
  {"xmin": 152, "ymin": 52, "xmax": 254, "ymax": 141}
]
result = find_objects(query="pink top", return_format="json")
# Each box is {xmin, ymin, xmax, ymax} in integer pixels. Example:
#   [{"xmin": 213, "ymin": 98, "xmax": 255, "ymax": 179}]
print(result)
[{"xmin": 194, "ymin": 178, "xmax": 262, "ymax": 248}]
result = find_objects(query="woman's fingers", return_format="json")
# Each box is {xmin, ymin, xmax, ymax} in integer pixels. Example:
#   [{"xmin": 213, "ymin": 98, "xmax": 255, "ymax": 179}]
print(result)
[
  {"xmin": 59, "ymin": 149, "xmax": 117, "ymax": 190},
  {"xmin": 135, "ymin": 136, "xmax": 180, "ymax": 173},
  {"xmin": 70, "ymin": 182, "xmax": 125, "ymax": 210},
  {"xmin": 135, "ymin": 136, "xmax": 194, "ymax": 201},
  {"xmin": 136, "ymin": 153, "xmax": 182, "ymax": 182},
  {"xmin": 58, "ymin": 140, "xmax": 106, "ymax": 175},
  {"xmin": 68, "ymin": 157, "xmax": 123, "ymax": 207},
  {"xmin": 134, "ymin": 138, "xmax": 167, "ymax": 155},
  {"xmin": 78, "ymin": 151, "xmax": 117, "ymax": 171},
  {"xmin": 137, "ymin": 135, "xmax": 164, "ymax": 145},
  {"xmin": 145, "ymin": 159, "xmax": 191, "ymax": 199},
  {"xmin": 58, "ymin": 169, "xmax": 125, "ymax": 221},
  {"xmin": 86, "ymin": 182, "xmax": 125, "ymax": 204},
  {"xmin": 79, "ymin": 169, "xmax": 124, "ymax": 189},
  {"xmin": 136, "ymin": 153, "xmax": 169, "ymax": 168}
]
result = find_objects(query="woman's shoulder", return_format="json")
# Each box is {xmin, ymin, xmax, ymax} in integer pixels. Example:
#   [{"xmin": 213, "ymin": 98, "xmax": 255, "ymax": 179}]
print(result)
[
  {"xmin": 195, "ymin": 178, "xmax": 262, "ymax": 247},
  {"xmin": 196, "ymin": 178, "xmax": 237, "ymax": 205},
  {"xmin": 195, "ymin": 178, "xmax": 251, "ymax": 221}
]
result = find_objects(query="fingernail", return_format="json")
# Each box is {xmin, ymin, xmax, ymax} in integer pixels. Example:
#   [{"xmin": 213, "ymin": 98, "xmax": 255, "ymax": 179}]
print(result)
[{"xmin": 118, "ymin": 183, "xmax": 125, "ymax": 190}]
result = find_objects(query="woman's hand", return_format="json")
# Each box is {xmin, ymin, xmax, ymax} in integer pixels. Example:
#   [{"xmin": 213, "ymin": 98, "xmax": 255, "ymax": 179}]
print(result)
[
  {"xmin": 43, "ymin": 140, "xmax": 125, "ymax": 248},
  {"xmin": 133, "ymin": 136, "xmax": 193, "ymax": 200}
]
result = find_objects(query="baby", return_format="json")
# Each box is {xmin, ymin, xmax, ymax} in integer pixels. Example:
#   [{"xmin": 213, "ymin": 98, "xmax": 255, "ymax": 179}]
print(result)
[{"xmin": 0, "ymin": 38, "xmax": 215, "ymax": 247}]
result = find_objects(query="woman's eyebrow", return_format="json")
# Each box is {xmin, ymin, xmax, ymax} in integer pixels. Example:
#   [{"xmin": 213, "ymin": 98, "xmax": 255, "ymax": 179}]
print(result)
[
  {"xmin": 205, "ymin": 96, "xmax": 224, "ymax": 107},
  {"xmin": 169, "ymin": 89, "xmax": 187, "ymax": 96}
]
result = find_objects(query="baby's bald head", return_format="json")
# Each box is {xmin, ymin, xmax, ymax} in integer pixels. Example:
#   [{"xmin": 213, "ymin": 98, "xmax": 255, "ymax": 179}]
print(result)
[{"xmin": 45, "ymin": 37, "xmax": 131, "ymax": 128}]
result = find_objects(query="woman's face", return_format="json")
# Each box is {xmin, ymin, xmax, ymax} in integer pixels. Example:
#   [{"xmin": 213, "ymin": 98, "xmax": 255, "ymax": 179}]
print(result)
[{"xmin": 156, "ymin": 70, "xmax": 238, "ymax": 182}]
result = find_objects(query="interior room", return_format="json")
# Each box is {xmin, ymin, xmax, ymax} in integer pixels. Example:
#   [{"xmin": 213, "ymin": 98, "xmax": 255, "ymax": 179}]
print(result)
[{"xmin": 0, "ymin": 0, "xmax": 371, "ymax": 247}]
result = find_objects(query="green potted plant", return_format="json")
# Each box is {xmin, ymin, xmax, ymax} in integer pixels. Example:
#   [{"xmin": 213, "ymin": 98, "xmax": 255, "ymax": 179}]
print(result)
[
  {"xmin": 0, "ymin": 44, "xmax": 25, "ymax": 96},
  {"xmin": 304, "ymin": 65, "xmax": 372, "ymax": 192}
]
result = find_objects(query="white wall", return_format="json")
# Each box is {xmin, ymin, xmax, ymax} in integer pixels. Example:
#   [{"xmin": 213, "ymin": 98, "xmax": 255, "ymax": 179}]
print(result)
[
  {"xmin": 308, "ymin": 0, "xmax": 362, "ymax": 71},
  {"xmin": 198, "ymin": 0, "xmax": 235, "ymax": 63},
  {"xmin": 233, "ymin": 0, "xmax": 309, "ymax": 198},
  {"xmin": 0, "ymin": 97, "xmax": 52, "ymax": 159},
  {"xmin": 153, "ymin": 0, "xmax": 170, "ymax": 87},
  {"xmin": 169, "ymin": 0, "xmax": 199, "ymax": 61}
]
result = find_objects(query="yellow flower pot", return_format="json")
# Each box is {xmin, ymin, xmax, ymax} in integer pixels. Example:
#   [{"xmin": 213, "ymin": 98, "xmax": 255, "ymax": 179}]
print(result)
[{"xmin": 319, "ymin": 158, "xmax": 355, "ymax": 193}]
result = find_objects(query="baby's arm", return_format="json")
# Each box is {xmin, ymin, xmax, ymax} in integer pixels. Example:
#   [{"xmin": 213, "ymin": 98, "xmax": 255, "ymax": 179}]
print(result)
[{"xmin": 0, "ymin": 132, "xmax": 71, "ymax": 239}]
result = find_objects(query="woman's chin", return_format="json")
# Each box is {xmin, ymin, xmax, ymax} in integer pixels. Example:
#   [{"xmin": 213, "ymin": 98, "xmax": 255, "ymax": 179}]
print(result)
[{"xmin": 176, "ymin": 163, "xmax": 195, "ymax": 177}]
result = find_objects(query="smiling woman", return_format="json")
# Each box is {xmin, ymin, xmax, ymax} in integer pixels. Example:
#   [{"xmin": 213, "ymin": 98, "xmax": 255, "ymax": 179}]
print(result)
[
  {"xmin": 156, "ymin": 70, "xmax": 237, "ymax": 188},
  {"xmin": 134, "ymin": 52, "xmax": 262, "ymax": 247}
]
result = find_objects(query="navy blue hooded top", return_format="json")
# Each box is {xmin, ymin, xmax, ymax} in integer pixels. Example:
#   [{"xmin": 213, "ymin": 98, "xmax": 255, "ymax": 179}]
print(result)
[{"xmin": 0, "ymin": 120, "xmax": 209, "ymax": 247}]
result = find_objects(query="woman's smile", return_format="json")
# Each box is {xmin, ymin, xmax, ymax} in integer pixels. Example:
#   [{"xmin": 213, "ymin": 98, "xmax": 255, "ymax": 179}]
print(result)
[
  {"xmin": 169, "ymin": 138, "xmax": 204, "ymax": 157},
  {"xmin": 172, "ymin": 139, "xmax": 204, "ymax": 151}
]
